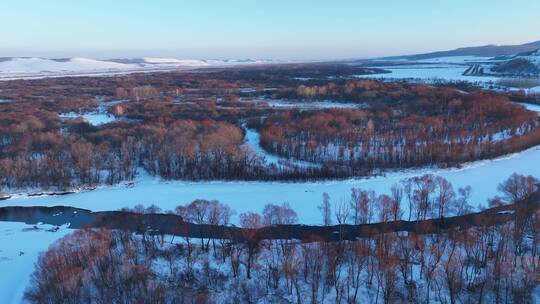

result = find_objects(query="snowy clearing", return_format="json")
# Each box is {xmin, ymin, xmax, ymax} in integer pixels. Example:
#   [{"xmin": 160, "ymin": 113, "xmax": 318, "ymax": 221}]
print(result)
[
  {"xmin": 355, "ymin": 64, "xmax": 500, "ymax": 84},
  {"xmin": 0, "ymin": 57, "xmax": 136, "ymax": 73},
  {"xmin": 0, "ymin": 57, "xmax": 286, "ymax": 81},
  {"xmin": 254, "ymin": 98, "xmax": 366, "ymax": 109},
  {"xmin": 60, "ymin": 112, "xmax": 118, "ymax": 126},
  {"xmin": 140, "ymin": 58, "xmax": 209, "ymax": 66},
  {"xmin": 0, "ymin": 222, "xmax": 70, "ymax": 304}
]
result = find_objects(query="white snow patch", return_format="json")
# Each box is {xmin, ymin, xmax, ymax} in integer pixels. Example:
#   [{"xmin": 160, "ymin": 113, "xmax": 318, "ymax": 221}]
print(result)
[
  {"xmin": 60, "ymin": 112, "xmax": 117, "ymax": 126},
  {"xmin": 0, "ymin": 57, "xmax": 136, "ymax": 74},
  {"xmin": 248, "ymin": 98, "xmax": 365, "ymax": 109},
  {"xmin": 0, "ymin": 57, "xmax": 289, "ymax": 81},
  {"xmin": 0, "ymin": 222, "xmax": 70, "ymax": 304},
  {"xmin": 356, "ymin": 64, "xmax": 500, "ymax": 84},
  {"xmin": 142, "ymin": 58, "xmax": 209, "ymax": 66},
  {"xmin": 526, "ymin": 86, "xmax": 540, "ymax": 96}
]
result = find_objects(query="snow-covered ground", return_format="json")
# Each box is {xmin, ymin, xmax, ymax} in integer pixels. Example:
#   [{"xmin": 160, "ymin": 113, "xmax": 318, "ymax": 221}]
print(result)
[
  {"xmin": 59, "ymin": 99, "xmax": 133, "ymax": 126},
  {"xmin": 355, "ymin": 63, "xmax": 500, "ymax": 84},
  {"xmin": 0, "ymin": 57, "xmax": 137, "ymax": 73},
  {"xmin": 140, "ymin": 57, "xmax": 210, "ymax": 66},
  {"xmin": 0, "ymin": 222, "xmax": 70, "ymax": 304},
  {"xmin": 359, "ymin": 53, "xmax": 539, "ymax": 90},
  {"xmin": 512, "ymin": 49, "xmax": 540, "ymax": 65},
  {"xmin": 60, "ymin": 112, "xmax": 117, "ymax": 126},
  {"xmin": 0, "ymin": 57, "xmax": 285, "ymax": 80},
  {"xmin": 1, "ymin": 54, "xmax": 540, "ymax": 302},
  {"xmin": 250, "ymin": 98, "xmax": 366, "ymax": 109}
]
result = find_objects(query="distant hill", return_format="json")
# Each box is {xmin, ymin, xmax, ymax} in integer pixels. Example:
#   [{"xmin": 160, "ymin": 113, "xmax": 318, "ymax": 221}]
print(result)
[
  {"xmin": 491, "ymin": 49, "xmax": 540, "ymax": 76},
  {"xmin": 0, "ymin": 57, "xmax": 283, "ymax": 80},
  {"xmin": 387, "ymin": 40, "xmax": 540, "ymax": 60},
  {"xmin": 461, "ymin": 48, "xmax": 540, "ymax": 77}
]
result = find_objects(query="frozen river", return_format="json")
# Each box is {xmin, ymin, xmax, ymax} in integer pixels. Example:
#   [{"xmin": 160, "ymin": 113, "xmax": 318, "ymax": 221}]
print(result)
[
  {"xmin": 4, "ymin": 102, "xmax": 540, "ymax": 224},
  {"xmin": 1, "ymin": 101, "xmax": 539, "ymax": 304},
  {"xmin": 5, "ymin": 144, "xmax": 540, "ymax": 224},
  {"xmin": 2, "ymin": 141, "xmax": 540, "ymax": 303}
]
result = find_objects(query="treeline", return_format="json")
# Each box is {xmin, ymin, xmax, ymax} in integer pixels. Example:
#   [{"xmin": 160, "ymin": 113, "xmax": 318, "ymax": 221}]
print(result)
[
  {"xmin": 1, "ymin": 66, "xmax": 382, "ymax": 190},
  {"xmin": 24, "ymin": 174, "xmax": 540, "ymax": 303},
  {"xmin": 276, "ymin": 79, "xmax": 461, "ymax": 104},
  {"xmin": 0, "ymin": 64, "xmax": 383, "ymax": 105},
  {"xmin": 260, "ymin": 92, "xmax": 540, "ymax": 168}
]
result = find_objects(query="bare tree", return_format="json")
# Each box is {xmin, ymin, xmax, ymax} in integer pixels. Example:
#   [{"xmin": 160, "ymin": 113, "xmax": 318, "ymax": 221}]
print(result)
[
  {"xmin": 239, "ymin": 211, "xmax": 263, "ymax": 279},
  {"xmin": 434, "ymin": 176, "xmax": 455, "ymax": 218},
  {"xmin": 497, "ymin": 173, "xmax": 538, "ymax": 203},
  {"xmin": 390, "ymin": 183, "xmax": 404, "ymax": 221},
  {"xmin": 335, "ymin": 199, "xmax": 350, "ymax": 225},
  {"xmin": 319, "ymin": 192, "xmax": 332, "ymax": 226}
]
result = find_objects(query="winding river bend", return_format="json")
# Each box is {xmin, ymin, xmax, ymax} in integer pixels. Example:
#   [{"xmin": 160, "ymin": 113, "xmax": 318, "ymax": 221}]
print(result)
[
  {"xmin": 3, "ymin": 102, "xmax": 539, "ymax": 224},
  {"xmin": 0, "ymin": 103, "xmax": 539, "ymax": 304}
]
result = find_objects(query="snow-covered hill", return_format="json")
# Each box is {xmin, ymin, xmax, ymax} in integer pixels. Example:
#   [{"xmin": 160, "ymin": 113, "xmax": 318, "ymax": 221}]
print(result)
[
  {"xmin": 0, "ymin": 57, "xmax": 137, "ymax": 74},
  {"xmin": 0, "ymin": 57, "xmax": 283, "ymax": 80},
  {"xmin": 514, "ymin": 49, "xmax": 540, "ymax": 64},
  {"xmin": 383, "ymin": 40, "xmax": 540, "ymax": 60},
  {"xmin": 140, "ymin": 57, "xmax": 210, "ymax": 66},
  {"xmin": 490, "ymin": 49, "xmax": 540, "ymax": 76}
]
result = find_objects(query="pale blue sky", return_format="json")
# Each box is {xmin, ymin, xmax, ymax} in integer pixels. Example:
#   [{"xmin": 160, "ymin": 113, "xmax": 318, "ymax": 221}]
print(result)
[{"xmin": 1, "ymin": 0, "xmax": 539, "ymax": 59}]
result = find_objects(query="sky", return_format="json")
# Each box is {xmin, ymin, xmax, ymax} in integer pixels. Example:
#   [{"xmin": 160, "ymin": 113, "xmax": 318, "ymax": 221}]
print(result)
[{"xmin": 1, "ymin": 0, "xmax": 540, "ymax": 60}]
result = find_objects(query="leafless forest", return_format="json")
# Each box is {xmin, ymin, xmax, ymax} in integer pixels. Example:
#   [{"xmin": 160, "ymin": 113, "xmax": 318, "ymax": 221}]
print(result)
[
  {"xmin": 22, "ymin": 173, "xmax": 540, "ymax": 303},
  {"xmin": 1, "ymin": 65, "xmax": 538, "ymax": 191}
]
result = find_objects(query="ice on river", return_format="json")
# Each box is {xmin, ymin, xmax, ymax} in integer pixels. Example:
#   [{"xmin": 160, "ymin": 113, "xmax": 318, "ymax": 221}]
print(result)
[
  {"xmin": 6, "ymin": 102, "xmax": 540, "ymax": 225},
  {"xmin": 2, "ymin": 144, "xmax": 537, "ymax": 303},
  {"xmin": 243, "ymin": 127, "xmax": 282, "ymax": 166},
  {"xmin": 2, "ymin": 102, "xmax": 540, "ymax": 303}
]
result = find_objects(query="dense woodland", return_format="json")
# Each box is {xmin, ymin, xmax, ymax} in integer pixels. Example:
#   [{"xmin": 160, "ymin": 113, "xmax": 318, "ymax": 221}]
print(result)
[
  {"xmin": 0, "ymin": 66, "xmax": 538, "ymax": 191},
  {"xmin": 24, "ymin": 174, "xmax": 540, "ymax": 303},
  {"xmin": 260, "ymin": 92, "xmax": 540, "ymax": 168}
]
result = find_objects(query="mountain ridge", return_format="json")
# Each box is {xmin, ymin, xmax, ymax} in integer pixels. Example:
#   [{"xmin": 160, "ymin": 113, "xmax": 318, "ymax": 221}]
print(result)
[{"xmin": 385, "ymin": 40, "xmax": 540, "ymax": 60}]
